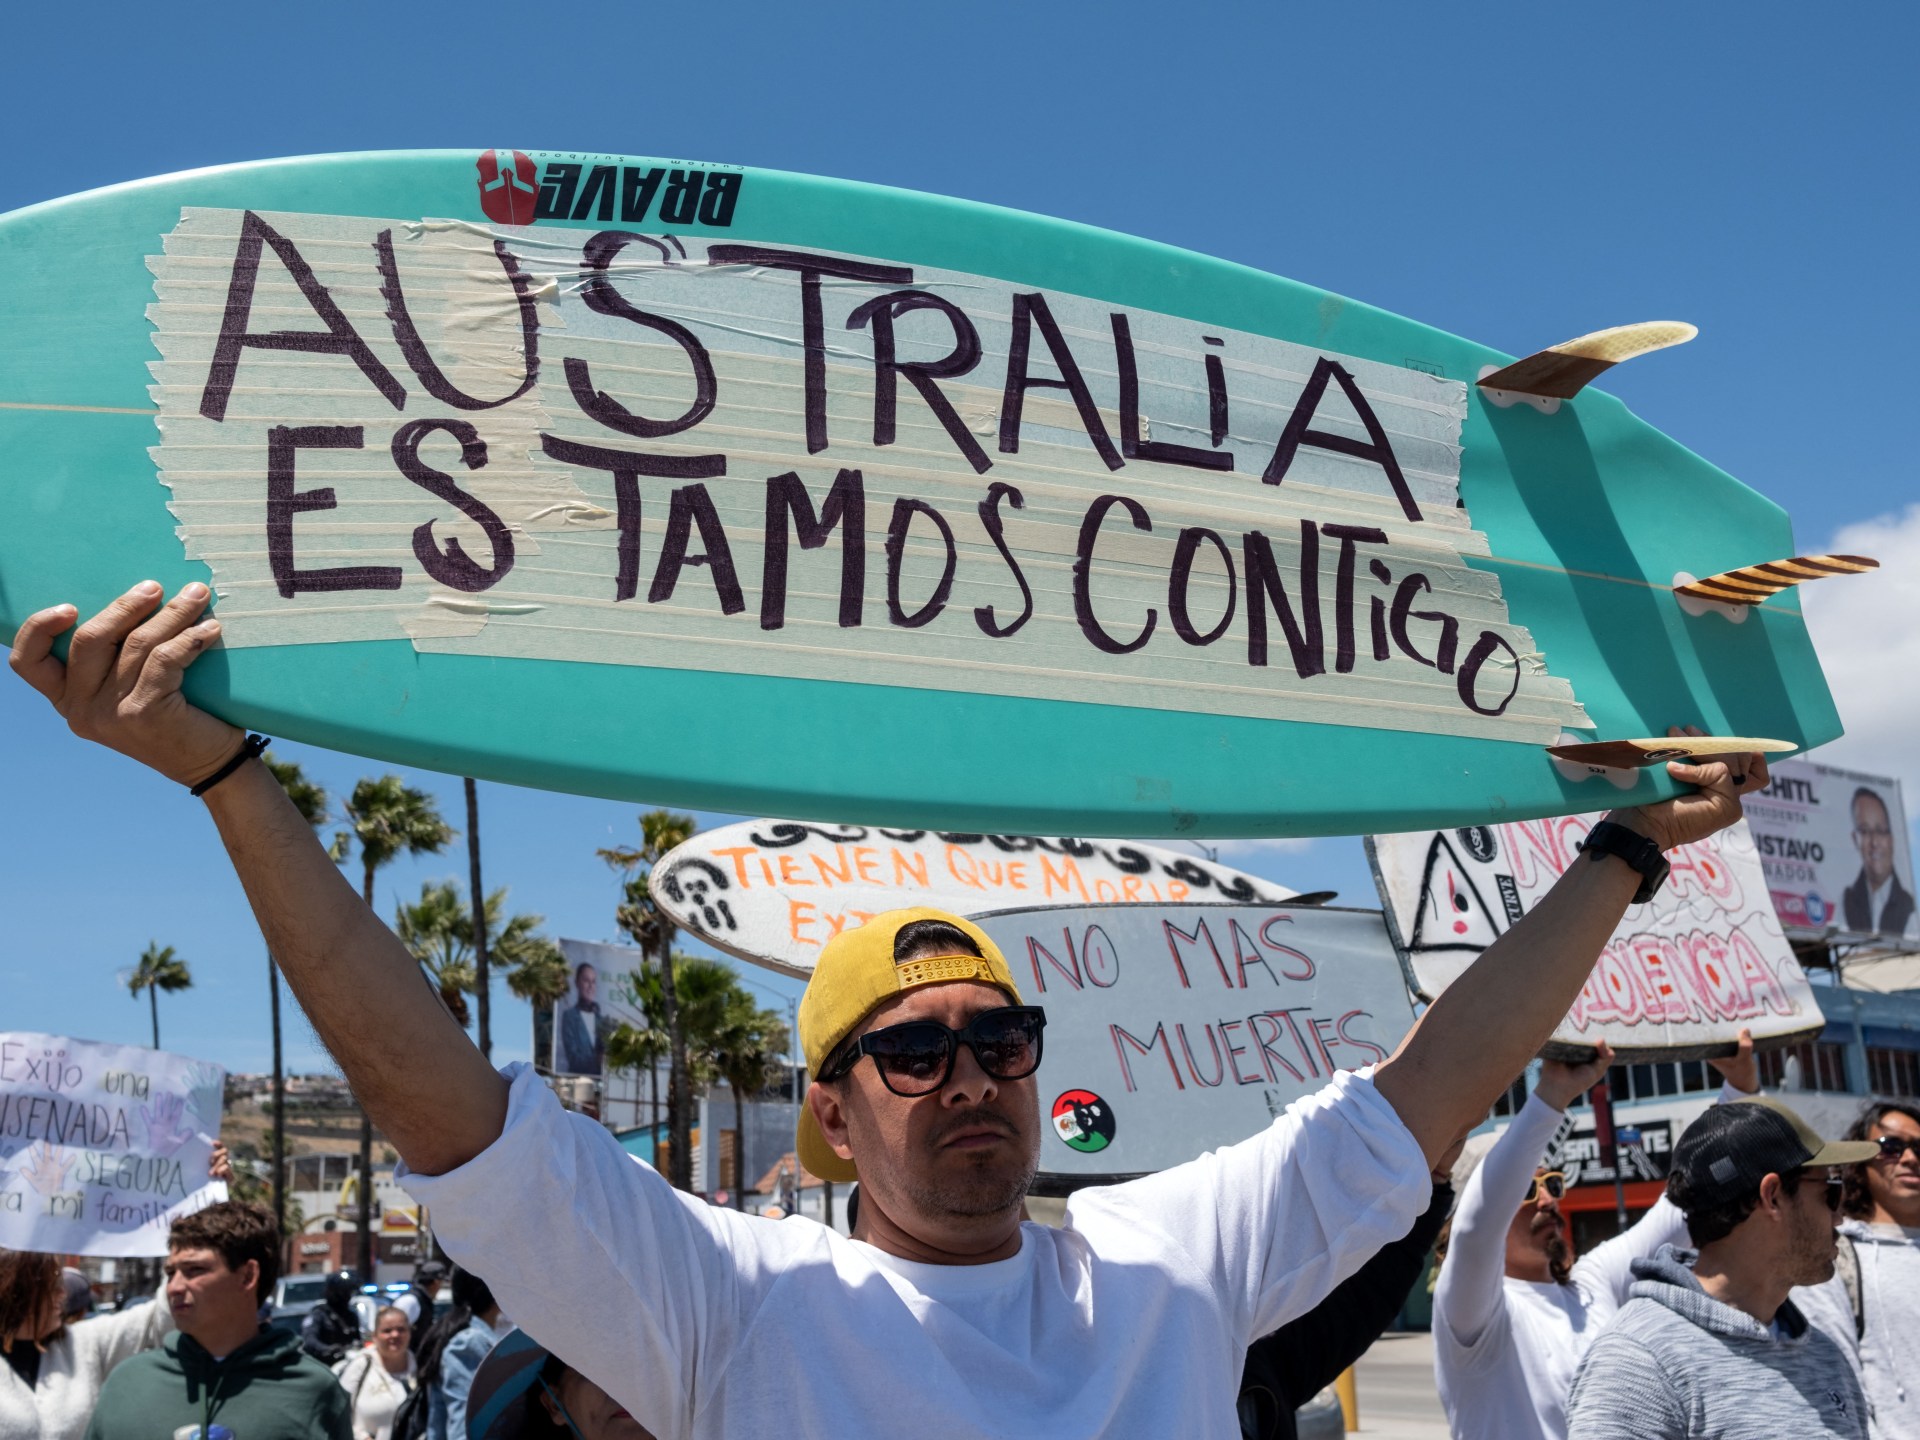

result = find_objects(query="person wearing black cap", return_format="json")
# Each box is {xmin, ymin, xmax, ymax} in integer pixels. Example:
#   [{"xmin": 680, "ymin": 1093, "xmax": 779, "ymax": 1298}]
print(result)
[
  {"xmin": 1565, "ymin": 1097, "xmax": 1879, "ymax": 1439},
  {"xmin": 396, "ymin": 1262, "xmax": 449, "ymax": 1354}
]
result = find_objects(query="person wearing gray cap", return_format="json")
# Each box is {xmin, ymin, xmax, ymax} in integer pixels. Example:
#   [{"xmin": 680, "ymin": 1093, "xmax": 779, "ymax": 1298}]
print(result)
[{"xmin": 1566, "ymin": 1097, "xmax": 1880, "ymax": 1439}]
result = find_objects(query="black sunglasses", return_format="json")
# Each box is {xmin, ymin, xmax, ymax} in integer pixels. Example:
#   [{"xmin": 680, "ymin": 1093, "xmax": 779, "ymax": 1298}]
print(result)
[
  {"xmin": 1875, "ymin": 1134, "xmax": 1920, "ymax": 1163},
  {"xmin": 1797, "ymin": 1169, "xmax": 1845, "ymax": 1212},
  {"xmin": 822, "ymin": 1006, "xmax": 1046, "ymax": 1097}
]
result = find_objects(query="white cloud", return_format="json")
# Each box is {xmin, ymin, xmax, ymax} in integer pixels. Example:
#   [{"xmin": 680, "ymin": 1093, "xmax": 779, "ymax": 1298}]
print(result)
[
  {"xmin": 1799, "ymin": 503, "xmax": 1920, "ymax": 812},
  {"xmin": 1209, "ymin": 836, "xmax": 1321, "ymax": 858}
]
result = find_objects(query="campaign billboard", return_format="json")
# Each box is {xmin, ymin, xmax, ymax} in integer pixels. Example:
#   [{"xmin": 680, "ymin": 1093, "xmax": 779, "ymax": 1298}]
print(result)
[
  {"xmin": 1367, "ymin": 815, "xmax": 1823, "ymax": 1060},
  {"xmin": 1747, "ymin": 759, "xmax": 1917, "ymax": 943},
  {"xmin": 970, "ymin": 902, "xmax": 1416, "ymax": 1181},
  {"xmin": 652, "ymin": 821, "xmax": 1316, "ymax": 977},
  {"xmin": 541, "ymin": 939, "xmax": 645, "ymax": 1078}
]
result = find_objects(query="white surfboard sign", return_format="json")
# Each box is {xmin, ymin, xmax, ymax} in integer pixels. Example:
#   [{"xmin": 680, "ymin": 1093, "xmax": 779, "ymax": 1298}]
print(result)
[
  {"xmin": 970, "ymin": 902, "xmax": 1417, "ymax": 1179},
  {"xmin": 652, "ymin": 821, "xmax": 1318, "ymax": 976},
  {"xmin": 1366, "ymin": 815, "xmax": 1823, "ymax": 1060}
]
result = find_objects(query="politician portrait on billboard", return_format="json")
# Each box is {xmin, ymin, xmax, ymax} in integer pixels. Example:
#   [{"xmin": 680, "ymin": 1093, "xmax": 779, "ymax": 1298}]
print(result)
[
  {"xmin": 1751, "ymin": 760, "xmax": 1919, "ymax": 943},
  {"xmin": 542, "ymin": 938, "xmax": 644, "ymax": 1077},
  {"xmin": 1843, "ymin": 783, "xmax": 1916, "ymax": 936}
]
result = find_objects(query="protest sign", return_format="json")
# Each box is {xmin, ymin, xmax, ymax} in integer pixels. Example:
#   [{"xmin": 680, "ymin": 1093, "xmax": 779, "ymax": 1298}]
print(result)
[
  {"xmin": 0, "ymin": 1033, "xmax": 226, "ymax": 1257},
  {"xmin": 653, "ymin": 821, "xmax": 1313, "ymax": 977},
  {"xmin": 970, "ymin": 903, "xmax": 1416, "ymax": 1180},
  {"xmin": 0, "ymin": 154, "xmax": 1841, "ymax": 838},
  {"xmin": 1747, "ymin": 759, "xmax": 1918, "ymax": 943},
  {"xmin": 1367, "ymin": 816, "xmax": 1823, "ymax": 1060}
]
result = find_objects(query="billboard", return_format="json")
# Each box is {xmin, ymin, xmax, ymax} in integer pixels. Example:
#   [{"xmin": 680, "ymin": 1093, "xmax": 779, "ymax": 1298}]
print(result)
[
  {"xmin": 970, "ymin": 903, "xmax": 1416, "ymax": 1181},
  {"xmin": 1747, "ymin": 759, "xmax": 1917, "ymax": 943},
  {"xmin": 1368, "ymin": 815, "xmax": 1823, "ymax": 1060},
  {"xmin": 651, "ymin": 820, "xmax": 1315, "ymax": 977},
  {"xmin": 541, "ymin": 939, "xmax": 645, "ymax": 1078}
]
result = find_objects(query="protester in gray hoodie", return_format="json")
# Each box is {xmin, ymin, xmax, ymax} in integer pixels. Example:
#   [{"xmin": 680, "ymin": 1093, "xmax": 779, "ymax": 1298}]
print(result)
[
  {"xmin": 1567, "ymin": 1096, "xmax": 1877, "ymax": 1440},
  {"xmin": 1797, "ymin": 1099, "xmax": 1920, "ymax": 1439}
]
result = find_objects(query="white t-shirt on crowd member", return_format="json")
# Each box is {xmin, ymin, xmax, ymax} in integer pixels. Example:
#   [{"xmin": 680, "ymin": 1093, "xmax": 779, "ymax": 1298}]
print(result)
[
  {"xmin": 1433, "ymin": 1087, "xmax": 1738, "ymax": 1440},
  {"xmin": 402, "ymin": 1062, "xmax": 1431, "ymax": 1440}
]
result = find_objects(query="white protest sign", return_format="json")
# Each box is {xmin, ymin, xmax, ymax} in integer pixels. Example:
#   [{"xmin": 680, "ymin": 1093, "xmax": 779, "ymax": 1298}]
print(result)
[
  {"xmin": 1747, "ymin": 759, "xmax": 1918, "ymax": 943},
  {"xmin": 653, "ymin": 821, "xmax": 1313, "ymax": 977},
  {"xmin": 1367, "ymin": 816, "xmax": 1823, "ymax": 1059},
  {"xmin": 0, "ymin": 1033, "xmax": 227, "ymax": 1256},
  {"xmin": 970, "ymin": 903, "xmax": 1416, "ymax": 1178}
]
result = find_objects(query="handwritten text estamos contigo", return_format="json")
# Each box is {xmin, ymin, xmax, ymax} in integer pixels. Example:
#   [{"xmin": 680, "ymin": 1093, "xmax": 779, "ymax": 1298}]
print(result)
[{"xmin": 190, "ymin": 213, "xmax": 1524, "ymax": 720}]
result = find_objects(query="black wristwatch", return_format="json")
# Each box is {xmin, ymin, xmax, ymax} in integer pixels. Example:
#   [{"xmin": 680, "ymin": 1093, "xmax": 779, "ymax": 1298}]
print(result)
[{"xmin": 1578, "ymin": 820, "xmax": 1670, "ymax": 905}]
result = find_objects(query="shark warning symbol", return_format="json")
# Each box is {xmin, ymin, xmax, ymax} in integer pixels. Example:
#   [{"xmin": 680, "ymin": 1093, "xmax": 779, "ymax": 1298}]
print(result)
[{"xmin": 1407, "ymin": 832, "xmax": 1507, "ymax": 954}]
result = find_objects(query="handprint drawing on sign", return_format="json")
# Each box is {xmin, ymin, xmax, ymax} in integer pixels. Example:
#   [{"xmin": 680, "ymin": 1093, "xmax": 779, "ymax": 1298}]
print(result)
[
  {"xmin": 184, "ymin": 1061, "xmax": 224, "ymax": 1132},
  {"xmin": 21, "ymin": 1143, "xmax": 75, "ymax": 1197},
  {"xmin": 142, "ymin": 1092, "xmax": 197, "ymax": 1155}
]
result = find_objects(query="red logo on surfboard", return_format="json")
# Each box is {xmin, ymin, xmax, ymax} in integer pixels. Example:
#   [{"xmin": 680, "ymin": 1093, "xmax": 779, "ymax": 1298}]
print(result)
[{"xmin": 476, "ymin": 150, "xmax": 539, "ymax": 225}]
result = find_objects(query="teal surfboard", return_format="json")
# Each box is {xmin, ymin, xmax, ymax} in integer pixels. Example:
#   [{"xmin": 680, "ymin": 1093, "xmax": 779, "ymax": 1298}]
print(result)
[{"xmin": 0, "ymin": 150, "xmax": 1839, "ymax": 837}]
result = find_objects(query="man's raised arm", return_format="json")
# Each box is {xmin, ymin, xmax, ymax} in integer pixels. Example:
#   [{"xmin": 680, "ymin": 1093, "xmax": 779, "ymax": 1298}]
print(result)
[
  {"xmin": 10, "ymin": 583, "xmax": 507, "ymax": 1173},
  {"xmin": 1374, "ymin": 739, "xmax": 1768, "ymax": 1164}
]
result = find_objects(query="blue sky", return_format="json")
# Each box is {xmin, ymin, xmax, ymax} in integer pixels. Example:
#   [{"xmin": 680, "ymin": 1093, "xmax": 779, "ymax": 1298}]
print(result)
[{"xmin": 3, "ymin": 3, "xmax": 1914, "ymax": 1074}]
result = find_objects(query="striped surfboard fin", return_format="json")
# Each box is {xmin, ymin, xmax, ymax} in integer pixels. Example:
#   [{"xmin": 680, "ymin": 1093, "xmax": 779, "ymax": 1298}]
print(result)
[
  {"xmin": 1675, "ymin": 554, "xmax": 1879, "ymax": 605},
  {"xmin": 1478, "ymin": 321, "xmax": 1697, "ymax": 399}
]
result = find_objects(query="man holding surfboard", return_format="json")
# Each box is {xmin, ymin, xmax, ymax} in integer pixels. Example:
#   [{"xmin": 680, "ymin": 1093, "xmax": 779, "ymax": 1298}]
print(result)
[{"xmin": 9, "ymin": 581, "xmax": 1770, "ymax": 1438}]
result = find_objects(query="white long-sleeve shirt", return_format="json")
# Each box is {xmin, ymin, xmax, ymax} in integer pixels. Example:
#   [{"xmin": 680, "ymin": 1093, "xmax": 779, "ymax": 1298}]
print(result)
[
  {"xmin": 1433, "ymin": 1088, "xmax": 1737, "ymax": 1440},
  {"xmin": 401, "ymin": 1062, "xmax": 1430, "ymax": 1440},
  {"xmin": 0, "ymin": 1292, "xmax": 172, "ymax": 1440}
]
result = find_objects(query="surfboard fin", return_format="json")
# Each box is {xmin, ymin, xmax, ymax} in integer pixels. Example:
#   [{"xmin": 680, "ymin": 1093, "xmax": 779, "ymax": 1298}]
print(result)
[
  {"xmin": 1674, "ymin": 554, "xmax": 1879, "ymax": 605},
  {"xmin": 1546, "ymin": 735, "xmax": 1796, "ymax": 770},
  {"xmin": 1478, "ymin": 321, "xmax": 1697, "ymax": 399}
]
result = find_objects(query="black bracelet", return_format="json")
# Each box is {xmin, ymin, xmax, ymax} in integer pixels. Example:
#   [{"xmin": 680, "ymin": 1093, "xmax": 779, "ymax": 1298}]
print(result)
[{"xmin": 190, "ymin": 733, "xmax": 271, "ymax": 798}]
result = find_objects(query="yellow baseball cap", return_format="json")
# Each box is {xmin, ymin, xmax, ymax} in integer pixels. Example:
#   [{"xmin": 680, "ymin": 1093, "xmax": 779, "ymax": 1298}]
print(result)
[{"xmin": 795, "ymin": 908, "xmax": 1023, "ymax": 1183}]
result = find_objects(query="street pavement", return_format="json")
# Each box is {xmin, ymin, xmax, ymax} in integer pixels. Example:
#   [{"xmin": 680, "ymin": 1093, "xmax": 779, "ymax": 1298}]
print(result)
[{"xmin": 1352, "ymin": 1330, "xmax": 1450, "ymax": 1438}]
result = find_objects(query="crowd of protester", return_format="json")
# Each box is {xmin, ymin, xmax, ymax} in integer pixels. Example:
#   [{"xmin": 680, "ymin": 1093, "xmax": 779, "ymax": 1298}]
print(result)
[
  {"xmin": 5, "ymin": 585, "xmax": 1918, "ymax": 1436},
  {"xmin": 2, "ymin": 1069, "xmax": 1912, "ymax": 1438}
]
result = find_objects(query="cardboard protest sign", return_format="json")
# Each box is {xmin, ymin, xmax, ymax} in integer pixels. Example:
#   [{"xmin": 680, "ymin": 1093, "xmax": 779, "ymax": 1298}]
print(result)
[
  {"xmin": 1748, "ymin": 759, "xmax": 1918, "ymax": 943},
  {"xmin": 969, "ymin": 903, "xmax": 1416, "ymax": 1180},
  {"xmin": 1367, "ymin": 816, "xmax": 1823, "ymax": 1060},
  {"xmin": 0, "ymin": 1033, "xmax": 227, "ymax": 1256},
  {"xmin": 653, "ymin": 821, "xmax": 1310, "ymax": 977}
]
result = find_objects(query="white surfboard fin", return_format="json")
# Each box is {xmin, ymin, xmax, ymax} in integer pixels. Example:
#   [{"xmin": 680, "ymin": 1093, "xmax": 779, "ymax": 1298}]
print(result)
[
  {"xmin": 1478, "ymin": 321, "xmax": 1697, "ymax": 399},
  {"xmin": 1545, "ymin": 735, "xmax": 1795, "ymax": 770},
  {"xmin": 1674, "ymin": 554, "xmax": 1879, "ymax": 606}
]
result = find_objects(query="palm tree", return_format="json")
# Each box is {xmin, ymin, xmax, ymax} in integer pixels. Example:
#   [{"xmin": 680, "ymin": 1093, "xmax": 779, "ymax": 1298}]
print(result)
[
  {"xmin": 713, "ymin": 992, "xmax": 790, "ymax": 1209},
  {"xmin": 127, "ymin": 942, "xmax": 192, "ymax": 1048},
  {"xmin": 396, "ymin": 881, "xmax": 563, "ymax": 1031},
  {"xmin": 600, "ymin": 812, "xmax": 697, "ymax": 1188},
  {"xmin": 340, "ymin": 776, "xmax": 452, "ymax": 1279},
  {"xmin": 621, "ymin": 954, "xmax": 758, "ymax": 1188},
  {"xmin": 604, "ymin": 1013, "xmax": 669, "ymax": 1135},
  {"xmin": 396, "ymin": 882, "xmax": 478, "ymax": 1025},
  {"xmin": 262, "ymin": 753, "xmax": 334, "ymax": 1238},
  {"xmin": 463, "ymin": 778, "xmax": 492, "ymax": 1059}
]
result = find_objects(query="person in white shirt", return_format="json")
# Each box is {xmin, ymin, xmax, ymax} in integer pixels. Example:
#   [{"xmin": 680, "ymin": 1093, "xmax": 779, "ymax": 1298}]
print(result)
[
  {"xmin": 334, "ymin": 1306, "xmax": 417, "ymax": 1440},
  {"xmin": 0, "ymin": 1143, "xmax": 232, "ymax": 1440},
  {"xmin": 1434, "ymin": 1037, "xmax": 1759, "ymax": 1439},
  {"xmin": 1797, "ymin": 1099, "xmax": 1920, "ymax": 1438},
  {"xmin": 6, "ymin": 581, "xmax": 1773, "ymax": 1440}
]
